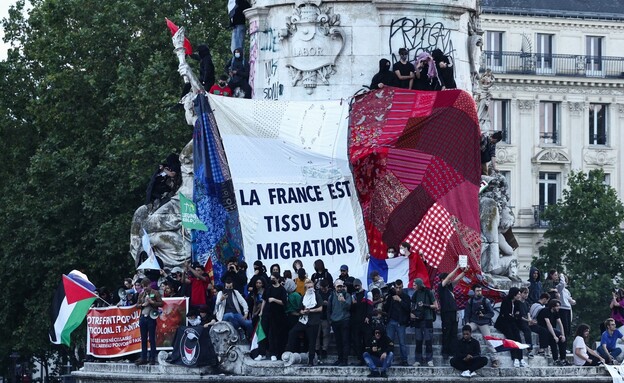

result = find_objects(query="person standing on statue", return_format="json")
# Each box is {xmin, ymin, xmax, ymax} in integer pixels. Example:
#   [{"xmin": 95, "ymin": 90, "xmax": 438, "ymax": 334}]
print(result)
[
  {"xmin": 370, "ymin": 58, "xmax": 398, "ymax": 90},
  {"xmin": 135, "ymin": 278, "xmax": 163, "ymax": 365},
  {"xmin": 393, "ymin": 48, "xmax": 415, "ymax": 89},
  {"xmin": 228, "ymin": 0, "xmax": 251, "ymax": 53},
  {"xmin": 226, "ymin": 48, "xmax": 251, "ymax": 98},
  {"xmin": 439, "ymin": 266, "xmax": 468, "ymax": 359},
  {"xmin": 480, "ymin": 131, "xmax": 502, "ymax": 175}
]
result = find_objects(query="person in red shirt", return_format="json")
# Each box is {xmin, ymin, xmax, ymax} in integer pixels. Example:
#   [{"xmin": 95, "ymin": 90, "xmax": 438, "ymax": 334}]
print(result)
[
  {"xmin": 185, "ymin": 261, "xmax": 211, "ymax": 309},
  {"xmin": 209, "ymin": 75, "xmax": 233, "ymax": 97}
]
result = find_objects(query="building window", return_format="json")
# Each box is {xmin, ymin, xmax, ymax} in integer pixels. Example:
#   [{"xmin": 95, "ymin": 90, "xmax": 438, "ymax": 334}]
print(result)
[
  {"xmin": 586, "ymin": 36, "xmax": 603, "ymax": 73},
  {"xmin": 539, "ymin": 102, "xmax": 560, "ymax": 145},
  {"xmin": 539, "ymin": 172, "xmax": 559, "ymax": 207},
  {"xmin": 589, "ymin": 104, "xmax": 608, "ymax": 145},
  {"xmin": 604, "ymin": 173, "xmax": 611, "ymax": 186},
  {"xmin": 485, "ymin": 31, "xmax": 504, "ymax": 68},
  {"xmin": 501, "ymin": 170, "xmax": 511, "ymax": 202},
  {"xmin": 490, "ymin": 99, "xmax": 510, "ymax": 144},
  {"xmin": 536, "ymin": 33, "xmax": 553, "ymax": 71}
]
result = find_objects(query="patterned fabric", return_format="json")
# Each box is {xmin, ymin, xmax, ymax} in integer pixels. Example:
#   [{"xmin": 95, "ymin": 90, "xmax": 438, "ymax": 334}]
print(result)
[
  {"xmin": 349, "ymin": 88, "xmax": 482, "ymax": 289},
  {"xmin": 192, "ymin": 94, "xmax": 244, "ymax": 284}
]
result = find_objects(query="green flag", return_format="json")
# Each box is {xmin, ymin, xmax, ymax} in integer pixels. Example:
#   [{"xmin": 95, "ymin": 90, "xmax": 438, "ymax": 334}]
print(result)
[{"xmin": 179, "ymin": 193, "xmax": 208, "ymax": 231}]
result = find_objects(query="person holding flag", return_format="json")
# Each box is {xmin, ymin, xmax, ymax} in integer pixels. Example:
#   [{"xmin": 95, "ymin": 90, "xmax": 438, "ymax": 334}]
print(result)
[{"xmin": 135, "ymin": 278, "xmax": 164, "ymax": 365}]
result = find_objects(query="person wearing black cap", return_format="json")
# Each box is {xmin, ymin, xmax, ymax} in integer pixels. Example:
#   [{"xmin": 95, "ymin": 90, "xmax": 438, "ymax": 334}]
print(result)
[
  {"xmin": 338, "ymin": 264, "xmax": 355, "ymax": 294},
  {"xmin": 363, "ymin": 326, "xmax": 394, "ymax": 378}
]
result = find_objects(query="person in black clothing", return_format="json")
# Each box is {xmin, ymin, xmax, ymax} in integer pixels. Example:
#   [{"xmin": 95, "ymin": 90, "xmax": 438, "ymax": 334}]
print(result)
[
  {"xmin": 315, "ymin": 278, "xmax": 332, "ymax": 360},
  {"xmin": 517, "ymin": 287, "xmax": 535, "ymax": 358},
  {"xmin": 439, "ymin": 266, "xmax": 468, "ymax": 359},
  {"xmin": 248, "ymin": 260, "xmax": 269, "ymax": 296},
  {"xmin": 193, "ymin": 44, "xmax": 215, "ymax": 90},
  {"xmin": 145, "ymin": 153, "xmax": 181, "ymax": 207},
  {"xmin": 431, "ymin": 48, "xmax": 456, "ymax": 90},
  {"xmin": 226, "ymin": 47, "xmax": 251, "ymax": 98},
  {"xmin": 370, "ymin": 58, "xmax": 398, "ymax": 90},
  {"xmin": 410, "ymin": 278, "xmax": 437, "ymax": 366},
  {"xmin": 450, "ymin": 325, "xmax": 488, "ymax": 377},
  {"xmin": 494, "ymin": 287, "xmax": 526, "ymax": 367},
  {"xmin": 350, "ymin": 279, "xmax": 372, "ymax": 365},
  {"xmin": 413, "ymin": 51, "xmax": 435, "ymax": 91},
  {"xmin": 392, "ymin": 48, "xmax": 415, "ymax": 89},
  {"xmin": 229, "ymin": 0, "xmax": 251, "ymax": 53},
  {"xmin": 311, "ymin": 259, "xmax": 333, "ymax": 290},
  {"xmin": 480, "ymin": 131, "xmax": 503, "ymax": 175},
  {"xmin": 257, "ymin": 272, "xmax": 288, "ymax": 361},
  {"xmin": 383, "ymin": 280, "xmax": 410, "ymax": 366},
  {"xmin": 220, "ymin": 257, "xmax": 247, "ymax": 295},
  {"xmin": 536, "ymin": 299, "xmax": 569, "ymax": 365},
  {"xmin": 363, "ymin": 326, "xmax": 395, "ymax": 378}
]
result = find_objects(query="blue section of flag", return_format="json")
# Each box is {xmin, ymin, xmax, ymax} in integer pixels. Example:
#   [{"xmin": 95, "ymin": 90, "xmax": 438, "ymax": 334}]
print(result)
[
  {"xmin": 366, "ymin": 256, "xmax": 409, "ymax": 287},
  {"xmin": 192, "ymin": 94, "xmax": 243, "ymax": 285}
]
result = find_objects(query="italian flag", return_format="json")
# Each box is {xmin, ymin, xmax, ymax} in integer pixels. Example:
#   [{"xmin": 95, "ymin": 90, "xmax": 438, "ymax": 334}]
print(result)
[{"xmin": 49, "ymin": 270, "xmax": 98, "ymax": 346}]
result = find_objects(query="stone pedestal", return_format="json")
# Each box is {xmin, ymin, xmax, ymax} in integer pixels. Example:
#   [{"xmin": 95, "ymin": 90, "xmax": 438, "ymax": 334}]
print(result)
[{"xmin": 246, "ymin": 0, "xmax": 478, "ymax": 101}]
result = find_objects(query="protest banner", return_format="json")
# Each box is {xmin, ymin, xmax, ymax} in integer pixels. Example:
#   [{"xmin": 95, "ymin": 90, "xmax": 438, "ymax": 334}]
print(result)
[
  {"xmin": 86, "ymin": 298, "xmax": 187, "ymax": 357},
  {"xmin": 209, "ymin": 95, "xmax": 368, "ymax": 278}
]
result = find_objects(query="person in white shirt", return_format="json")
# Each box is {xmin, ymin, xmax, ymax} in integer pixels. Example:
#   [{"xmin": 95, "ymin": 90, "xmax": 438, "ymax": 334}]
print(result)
[{"xmin": 573, "ymin": 324, "xmax": 604, "ymax": 366}]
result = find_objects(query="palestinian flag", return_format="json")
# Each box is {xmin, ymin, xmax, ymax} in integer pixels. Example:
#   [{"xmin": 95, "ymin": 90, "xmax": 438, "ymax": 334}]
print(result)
[
  {"xmin": 484, "ymin": 335, "xmax": 529, "ymax": 352},
  {"xmin": 250, "ymin": 319, "xmax": 266, "ymax": 351},
  {"xmin": 49, "ymin": 270, "xmax": 98, "ymax": 346}
]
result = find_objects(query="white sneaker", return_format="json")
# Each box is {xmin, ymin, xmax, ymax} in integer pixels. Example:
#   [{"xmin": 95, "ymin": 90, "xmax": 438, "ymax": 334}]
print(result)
[
  {"xmin": 254, "ymin": 355, "xmax": 266, "ymax": 361},
  {"xmin": 461, "ymin": 370, "xmax": 471, "ymax": 377},
  {"xmin": 270, "ymin": 356, "xmax": 277, "ymax": 361},
  {"xmin": 513, "ymin": 359, "xmax": 520, "ymax": 368},
  {"xmin": 519, "ymin": 360, "xmax": 528, "ymax": 367},
  {"xmin": 412, "ymin": 361, "xmax": 421, "ymax": 367},
  {"xmin": 427, "ymin": 360, "xmax": 434, "ymax": 367},
  {"xmin": 470, "ymin": 371, "xmax": 477, "ymax": 377}
]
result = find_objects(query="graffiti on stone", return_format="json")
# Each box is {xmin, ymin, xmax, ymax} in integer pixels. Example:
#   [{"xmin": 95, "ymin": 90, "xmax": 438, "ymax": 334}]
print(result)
[
  {"xmin": 388, "ymin": 17, "xmax": 455, "ymax": 63},
  {"xmin": 263, "ymin": 59, "xmax": 283, "ymax": 100}
]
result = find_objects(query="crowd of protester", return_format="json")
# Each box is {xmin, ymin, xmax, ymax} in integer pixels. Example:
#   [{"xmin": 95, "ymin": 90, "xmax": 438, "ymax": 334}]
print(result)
[{"xmin": 96, "ymin": 252, "xmax": 624, "ymax": 376}]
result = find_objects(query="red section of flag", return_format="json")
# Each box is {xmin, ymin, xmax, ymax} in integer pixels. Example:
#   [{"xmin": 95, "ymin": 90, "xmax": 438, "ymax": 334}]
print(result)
[
  {"xmin": 408, "ymin": 251, "xmax": 431, "ymax": 289},
  {"xmin": 165, "ymin": 18, "xmax": 193, "ymax": 55},
  {"xmin": 63, "ymin": 275, "xmax": 97, "ymax": 305},
  {"xmin": 204, "ymin": 258, "xmax": 214, "ymax": 284}
]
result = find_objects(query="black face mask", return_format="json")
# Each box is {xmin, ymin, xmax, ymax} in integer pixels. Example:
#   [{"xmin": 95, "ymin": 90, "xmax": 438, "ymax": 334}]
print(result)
[{"xmin": 219, "ymin": 82, "xmax": 226, "ymax": 86}]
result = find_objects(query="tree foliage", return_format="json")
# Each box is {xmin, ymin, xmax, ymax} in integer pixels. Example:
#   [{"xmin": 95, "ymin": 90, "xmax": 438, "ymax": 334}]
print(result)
[
  {"xmin": 0, "ymin": 0, "xmax": 231, "ymax": 374},
  {"xmin": 533, "ymin": 169, "xmax": 624, "ymax": 338}
]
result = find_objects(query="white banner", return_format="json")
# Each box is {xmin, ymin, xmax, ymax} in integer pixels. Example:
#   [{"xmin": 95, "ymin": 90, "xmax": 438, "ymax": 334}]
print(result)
[{"xmin": 209, "ymin": 95, "xmax": 368, "ymax": 278}]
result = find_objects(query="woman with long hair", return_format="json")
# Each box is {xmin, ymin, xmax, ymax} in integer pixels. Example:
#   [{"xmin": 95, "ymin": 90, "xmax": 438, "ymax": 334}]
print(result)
[
  {"xmin": 494, "ymin": 287, "xmax": 526, "ymax": 367},
  {"xmin": 573, "ymin": 324, "xmax": 604, "ymax": 366}
]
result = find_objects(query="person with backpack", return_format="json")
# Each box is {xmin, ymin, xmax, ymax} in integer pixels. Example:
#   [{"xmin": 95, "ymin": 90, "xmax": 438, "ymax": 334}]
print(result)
[
  {"xmin": 464, "ymin": 285, "xmax": 500, "ymax": 367},
  {"xmin": 410, "ymin": 278, "xmax": 437, "ymax": 367},
  {"xmin": 286, "ymin": 279, "xmax": 324, "ymax": 366}
]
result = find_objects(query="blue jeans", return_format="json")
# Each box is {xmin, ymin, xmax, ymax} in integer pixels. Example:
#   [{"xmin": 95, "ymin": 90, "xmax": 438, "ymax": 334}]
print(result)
[
  {"xmin": 363, "ymin": 351, "xmax": 394, "ymax": 372},
  {"xmin": 139, "ymin": 315, "xmax": 157, "ymax": 361},
  {"xmin": 231, "ymin": 24, "xmax": 246, "ymax": 53},
  {"xmin": 386, "ymin": 320, "xmax": 407, "ymax": 363},
  {"xmin": 599, "ymin": 345, "xmax": 622, "ymax": 362},
  {"xmin": 223, "ymin": 312, "xmax": 252, "ymax": 335}
]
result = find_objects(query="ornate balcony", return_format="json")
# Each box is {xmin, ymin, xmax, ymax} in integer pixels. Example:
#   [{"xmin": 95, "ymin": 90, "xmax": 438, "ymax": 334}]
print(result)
[
  {"xmin": 533, "ymin": 205, "xmax": 549, "ymax": 228},
  {"xmin": 481, "ymin": 51, "xmax": 624, "ymax": 79}
]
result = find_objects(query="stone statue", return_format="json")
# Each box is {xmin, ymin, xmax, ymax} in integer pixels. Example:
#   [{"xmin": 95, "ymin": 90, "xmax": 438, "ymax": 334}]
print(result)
[
  {"xmin": 129, "ymin": 27, "xmax": 203, "ymax": 268},
  {"xmin": 475, "ymin": 68, "xmax": 494, "ymax": 133},
  {"xmin": 479, "ymin": 173, "xmax": 519, "ymax": 281}
]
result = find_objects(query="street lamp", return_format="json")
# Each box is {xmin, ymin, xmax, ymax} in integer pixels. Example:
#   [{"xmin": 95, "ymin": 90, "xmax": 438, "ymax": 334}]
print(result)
[{"xmin": 9, "ymin": 352, "xmax": 19, "ymax": 383}]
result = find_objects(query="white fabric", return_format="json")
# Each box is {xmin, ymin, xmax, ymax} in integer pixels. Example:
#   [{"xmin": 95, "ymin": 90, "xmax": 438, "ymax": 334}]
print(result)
[
  {"xmin": 209, "ymin": 95, "xmax": 368, "ymax": 279},
  {"xmin": 573, "ymin": 336, "xmax": 588, "ymax": 366},
  {"xmin": 299, "ymin": 289, "xmax": 317, "ymax": 324}
]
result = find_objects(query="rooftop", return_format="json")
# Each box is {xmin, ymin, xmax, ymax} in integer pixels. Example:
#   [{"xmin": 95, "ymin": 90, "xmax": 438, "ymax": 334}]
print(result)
[{"xmin": 481, "ymin": 0, "xmax": 624, "ymax": 21}]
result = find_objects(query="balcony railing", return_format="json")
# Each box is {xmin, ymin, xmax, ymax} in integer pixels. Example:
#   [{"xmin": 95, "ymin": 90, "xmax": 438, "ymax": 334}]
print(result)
[
  {"xmin": 481, "ymin": 51, "xmax": 624, "ymax": 79},
  {"xmin": 533, "ymin": 205, "xmax": 549, "ymax": 228}
]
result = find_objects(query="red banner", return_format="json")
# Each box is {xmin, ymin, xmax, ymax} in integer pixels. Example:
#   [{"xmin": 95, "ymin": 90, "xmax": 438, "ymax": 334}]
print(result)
[{"xmin": 86, "ymin": 298, "xmax": 188, "ymax": 358}]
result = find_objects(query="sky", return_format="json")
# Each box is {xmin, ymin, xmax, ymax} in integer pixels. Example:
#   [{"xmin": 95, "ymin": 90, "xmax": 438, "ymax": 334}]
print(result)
[{"xmin": 0, "ymin": 0, "xmax": 18, "ymax": 60}]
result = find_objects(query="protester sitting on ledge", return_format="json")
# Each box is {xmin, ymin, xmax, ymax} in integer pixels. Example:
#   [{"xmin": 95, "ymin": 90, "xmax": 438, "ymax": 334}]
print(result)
[
  {"xmin": 363, "ymin": 326, "xmax": 394, "ymax": 378},
  {"xmin": 209, "ymin": 75, "xmax": 232, "ymax": 97},
  {"xmin": 450, "ymin": 325, "xmax": 488, "ymax": 378},
  {"xmin": 598, "ymin": 317, "xmax": 624, "ymax": 364},
  {"xmin": 573, "ymin": 324, "xmax": 604, "ymax": 366}
]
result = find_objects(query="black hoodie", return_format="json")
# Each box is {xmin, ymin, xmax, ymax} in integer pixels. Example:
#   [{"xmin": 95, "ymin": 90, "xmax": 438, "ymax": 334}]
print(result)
[
  {"xmin": 527, "ymin": 266, "xmax": 542, "ymax": 305},
  {"xmin": 370, "ymin": 59, "xmax": 398, "ymax": 90}
]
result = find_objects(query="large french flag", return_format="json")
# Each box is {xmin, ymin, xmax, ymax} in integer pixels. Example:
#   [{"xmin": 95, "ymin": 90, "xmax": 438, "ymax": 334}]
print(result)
[
  {"xmin": 49, "ymin": 270, "xmax": 98, "ymax": 346},
  {"xmin": 366, "ymin": 256, "xmax": 409, "ymax": 287},
  {"xmin": 484, "ymin": 336, "xmax": 529, "ymax": 352}
]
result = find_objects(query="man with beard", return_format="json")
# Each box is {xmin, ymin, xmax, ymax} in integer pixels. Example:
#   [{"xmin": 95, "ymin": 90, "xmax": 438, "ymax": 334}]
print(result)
[
  {"xmin": 214, "ymin": 278, "xmax": 251, "ymax": 337},
  {"xmin": 135, "ymin": 278, "xmax": 163, "ymax": 365},
  {"xmin": 350, "ymin": 279, "xmax": 372, "ymax": 366}
]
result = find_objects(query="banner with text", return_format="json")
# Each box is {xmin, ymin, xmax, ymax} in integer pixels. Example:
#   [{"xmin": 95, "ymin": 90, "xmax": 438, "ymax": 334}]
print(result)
[
  {"xmin": 209, "ymin": 95, "xmax": 368, "ymax": 278},
  {"xmin": 86, "ymin": 298, "xmax": 187, "ymax": 358}
]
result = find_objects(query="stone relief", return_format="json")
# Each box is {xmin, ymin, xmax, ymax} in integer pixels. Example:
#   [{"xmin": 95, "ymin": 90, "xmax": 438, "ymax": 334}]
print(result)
[
  {"xmin": 533, "ymin": 148, "xmax": 570, "ymax": 164},
  {"xmin": 516, "ymin": 100, "xmax": 534, "ymax": 112},
  {"xmin": 493, "ymin": 84, "xmax": 624, "ymax": 96},
  {"xmin": 495, "ymin": 146, "xmax": 517, "ymax": 164},
  {"xmin": 278, "ymin": 0, "xmax": 344, "ymax": 94},
  {"xmin": 567, "ymin": 101, "xmax": 585, "ymax": 115},
  {"xmin": 583, "ymin": 148, "xmax": 616, "ymax": 166}
]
